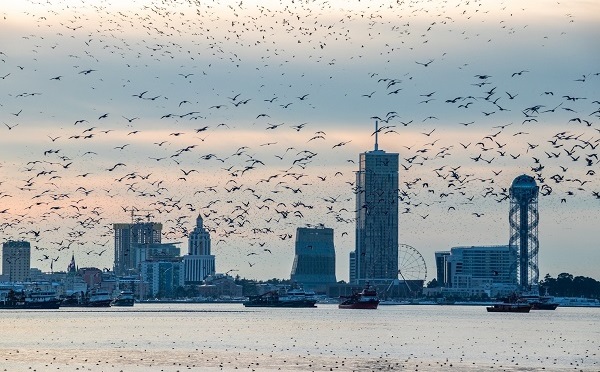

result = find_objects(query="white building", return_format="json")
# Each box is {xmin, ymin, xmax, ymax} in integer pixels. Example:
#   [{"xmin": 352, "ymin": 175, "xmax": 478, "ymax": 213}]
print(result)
[
  {"xmin": 435, "ymin": 245, "xmax": 518, "ymax": 298},
  {"xmin": 183, "ymin": 215, "xmax": 215, "ymax": 284}
]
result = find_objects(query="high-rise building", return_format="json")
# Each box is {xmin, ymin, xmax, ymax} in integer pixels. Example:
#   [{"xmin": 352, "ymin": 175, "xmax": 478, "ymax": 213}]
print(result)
[
  {"xmin": 140, "ymin": 260, "xmax": 185, "ymax": 298},
  {"xmin": 2, "ymin": 240, "xmax": 31, "ymax": 282},
  {"xmin": 290, "ymin": 225, "xmax": 336, "ymax": 291},
  {"xmin": 509, "ymin": 174, "xmax": 539, "ymax": 290},
  {"xmin": 183, "ymin": 215, "xmax": 215, "ymax": 284},
  {"xmin": 351, "ymin": 124, "xmax": 399, "ymax": 284},
  {"xmin": 114, "ymin": 222, "xmax": 162, "ymax": 275}
]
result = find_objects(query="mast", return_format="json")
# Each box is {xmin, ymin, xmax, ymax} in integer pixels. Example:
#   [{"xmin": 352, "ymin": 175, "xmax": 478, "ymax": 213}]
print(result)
[{"xmin": 374, "ymin": 120, "xmax": 379, "ymax": 151}]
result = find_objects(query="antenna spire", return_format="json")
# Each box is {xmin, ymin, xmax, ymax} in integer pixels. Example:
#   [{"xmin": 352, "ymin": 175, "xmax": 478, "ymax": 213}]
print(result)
[{"xmin": 374, "ymin": 120, "xmax": 379, "ymax": 151}]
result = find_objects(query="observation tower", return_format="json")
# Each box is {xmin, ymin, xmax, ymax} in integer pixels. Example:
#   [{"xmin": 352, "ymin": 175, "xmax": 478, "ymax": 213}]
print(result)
[{"xmin": 509, "ymin": 174, "xmax": 539, "ymax": 290}]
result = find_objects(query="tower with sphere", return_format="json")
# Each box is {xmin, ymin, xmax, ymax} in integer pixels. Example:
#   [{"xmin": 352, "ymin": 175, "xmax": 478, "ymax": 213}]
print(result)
[{"xmin": 509, "ymin": 174, "xmax": 539, "ymax": 290}]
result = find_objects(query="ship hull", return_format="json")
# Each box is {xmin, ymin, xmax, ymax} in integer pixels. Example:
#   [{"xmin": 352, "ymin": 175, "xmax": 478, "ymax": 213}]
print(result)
[
  {"xmin": 486, "ymin": 304, "xmax": 531, "ymax": 313},
  {"xmin": 243, "ymin": 300, "xmax": 316, "ymax": 308},
  {"xmin": 338, "ymin": 300, "xmax": 379, "ymax": 310},
  {"xmin": 86, "ymin": 299, "xmax": 113, "ymax": 307},
  {"xmin": 0, "ymin": 299, "xmax": 61, "ymax": 310},
  {"xmin": 111, "ymin": 298, "xmax": 135, "ymax": 306},
  {"xmin": 530, "ymin": 302, "xmax": 559, "ymax": 310}
]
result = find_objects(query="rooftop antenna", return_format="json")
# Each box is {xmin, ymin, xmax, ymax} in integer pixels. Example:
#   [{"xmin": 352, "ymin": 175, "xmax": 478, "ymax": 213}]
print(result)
[{"xmin": 374, "ymin": 120, "xmax": 379, "ymax": 151}]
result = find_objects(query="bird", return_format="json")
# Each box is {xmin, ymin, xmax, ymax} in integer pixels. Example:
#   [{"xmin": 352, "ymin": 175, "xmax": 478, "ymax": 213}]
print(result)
[
  {"xmin": 122, "ymin": 116, "xmax": 139, "ymax": 122},
  {"xmin": 362, "ymin": 91, "xmax": 376, "ymax": 98},
  {"xmin": 416, "ymin": 59, "xmax": 434, "ymax": 67},
  {"xmin": 106, "ymin": 163, "xmax": 125, "ymax": 171}
]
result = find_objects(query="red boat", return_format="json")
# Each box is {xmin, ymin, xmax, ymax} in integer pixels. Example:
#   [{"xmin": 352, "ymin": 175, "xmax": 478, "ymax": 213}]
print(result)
[{"xmin": 339, "ymin": 284, "xmax": 379, "ymax": 309}]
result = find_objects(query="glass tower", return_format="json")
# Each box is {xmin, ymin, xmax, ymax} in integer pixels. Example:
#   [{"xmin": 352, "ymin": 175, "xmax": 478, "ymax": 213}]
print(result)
[
  {"xmin": 352, "ymin": 123, "xmax": 399, "ymax": 284},
  {"xmin": 290, "ymin": 225, "xmax": 336, "ymax": 291}
]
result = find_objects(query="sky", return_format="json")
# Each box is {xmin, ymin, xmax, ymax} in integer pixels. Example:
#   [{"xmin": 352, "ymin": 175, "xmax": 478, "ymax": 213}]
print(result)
[{"xmin": 0, "ymin": 0, "xmax": 599, "ymax": 282}]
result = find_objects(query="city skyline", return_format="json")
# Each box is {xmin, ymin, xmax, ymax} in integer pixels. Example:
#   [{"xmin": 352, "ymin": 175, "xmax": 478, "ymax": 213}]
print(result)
[{"xmin": 0, "ymin": 0, "xmax": 599, "ymax": 281}]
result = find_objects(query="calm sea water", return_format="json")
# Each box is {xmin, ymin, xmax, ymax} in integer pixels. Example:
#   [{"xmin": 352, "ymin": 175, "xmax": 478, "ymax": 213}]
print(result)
[{"xmin": 0, "ymin": 304, "xmax": 598, "ymax": 371}]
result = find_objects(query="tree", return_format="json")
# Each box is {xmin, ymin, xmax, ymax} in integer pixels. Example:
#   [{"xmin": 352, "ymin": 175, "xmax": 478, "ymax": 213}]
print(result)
[
  {"xmin": 426, "ymin": 278, "xmax": 439, "ymax": 288},
  {"xmin": 539, "ymin": 273, "xmax": 600, "ymax": 298}
]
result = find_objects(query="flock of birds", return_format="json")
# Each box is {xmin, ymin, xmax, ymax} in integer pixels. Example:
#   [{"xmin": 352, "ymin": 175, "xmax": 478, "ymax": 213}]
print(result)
[{"xmin": 0, "ymin": 0, "xmax": 598, "ymax": 279}]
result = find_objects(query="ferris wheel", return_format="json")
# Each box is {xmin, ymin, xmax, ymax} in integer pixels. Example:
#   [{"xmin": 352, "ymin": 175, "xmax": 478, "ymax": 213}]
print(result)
[{"xmin": 398, "ymin": 244, "xmax": 427, "ymax": 284}]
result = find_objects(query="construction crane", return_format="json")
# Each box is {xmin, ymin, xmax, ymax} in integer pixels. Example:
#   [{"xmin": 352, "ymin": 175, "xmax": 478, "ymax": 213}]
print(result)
[{"xmin": 122, "ymin": 207, "xmax": 155, "ymax": 223}]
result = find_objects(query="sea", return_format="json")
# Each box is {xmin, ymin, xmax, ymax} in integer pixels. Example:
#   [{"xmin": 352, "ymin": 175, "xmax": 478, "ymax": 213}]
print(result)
[{"xmin": 0, "ymin": 303, "xmax": 598, "ymax": 372}]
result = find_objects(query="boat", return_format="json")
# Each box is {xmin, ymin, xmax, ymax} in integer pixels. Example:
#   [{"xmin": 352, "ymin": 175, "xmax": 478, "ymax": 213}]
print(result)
[
  {"xmin": 519, "ymin": 294, "xmax": 559, "ymax": 310},
  {"xmin": 486, "ymin": 303, "xmax": 531, "ymax": 313},
  {"xmin": 243, "ymin": 287, "xmax": 317, "ymax": 308},
  {"xmin": 553, "ymin": 297, "xmax": 600, "ymax": 307},
  {"xmin": 60, "ymin": 292, "xmax": 84, "ymax": 307},
  {"xmin": 339, "ymin": 284, "xmax": 380, "ymax": 309},
  {"xmin": 0, "ymin": 288, "xmax": 61, "ymax": 309},
  {"xmin": 61, "ymin": 289, "xmax": 112, "ymax": 307},
  {"xmin": 86, "ymin": 289, "xmax": 113, "ymax": 307},
  {"xmin": 111, "ymin": 291, "xmax": 135, "ymax": 306}
]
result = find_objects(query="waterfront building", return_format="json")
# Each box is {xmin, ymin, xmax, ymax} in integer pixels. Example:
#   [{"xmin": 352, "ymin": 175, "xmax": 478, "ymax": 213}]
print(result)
[
  {"xmin": 139, "ymin": 259, "xmax": 185, "ymax": 298},
  {"xmin": 434, "ymin": 245, "xmax": 517, "ymax": 297},
  {"xmin": 509, "ymin": 174, "xmax": 540, "ymax": 290},
  {"xmin": 290, "ymin": 225, "xmax": 336, "ymax": 292},
  {"xmin": 113, "ymin": 222, "xmax": 162, "ymax": 275},
  {"xmin": 183, "ymin": 214, "xmax": 215, "ymax": 284},
  {"xmin": 351, "ymin": 124, "xmax": 399, "ymax": 284},
  {"xmin": 2, "ymin": 240, "xmax": 31, "ymax": 282},
  {"xmin": 197, "ymin": 274, "xmax": 243, "ymax": 298}
]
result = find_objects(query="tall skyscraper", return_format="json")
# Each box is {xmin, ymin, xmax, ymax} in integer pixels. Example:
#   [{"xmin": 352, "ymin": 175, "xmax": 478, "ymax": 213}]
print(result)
[
  {"xmin": 290, "ymin": 225, "xmax": 336, "ymax": 291},
  {"xmin": 509, "ymin": 174, "xmax": 539, "ymax": 290},
  {"xmin": 351, "ymin": 123, "xmax": 399, "ymax": 284},
  {"xmin": 183, "ymin": 214, "xmax": 215, "ymax": 284},
  {"xmin": 114, "ymin": 222, "xmax": 162, "ymax": 275},
  {"xmin": 2, "ymin": 240, "xmax": 31, "ymax": 282}
]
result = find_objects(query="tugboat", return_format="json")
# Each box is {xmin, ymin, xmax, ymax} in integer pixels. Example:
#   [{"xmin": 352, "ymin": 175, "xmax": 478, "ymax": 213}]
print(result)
[
  {"xmin": 339, "ymin": 283, "xmax": 379, "ymax": 309},
  {"xmin": 243, "ymin": 287, "xmax": 317, "ymax": 308},
  {"xmin": 111, "ymin": 290, "xmax": 135, "ymax": 306}
]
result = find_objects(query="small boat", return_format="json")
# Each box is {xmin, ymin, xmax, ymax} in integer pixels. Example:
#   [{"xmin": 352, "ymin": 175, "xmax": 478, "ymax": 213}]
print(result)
[
  {"xmin": 339, "ymin": 283, "xmax": 379, "ymax": 309},
  {"xmin": 111, "ymin": 291, "xmax": 135, "ymax": 307},
  {"xmin": 243, "ymin": 287, "xmax": 317, "ymax": 308}
]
